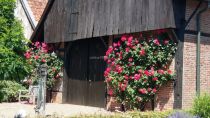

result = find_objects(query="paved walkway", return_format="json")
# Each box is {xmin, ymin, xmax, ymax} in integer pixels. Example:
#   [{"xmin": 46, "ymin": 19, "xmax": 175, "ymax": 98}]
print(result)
[{"xmin": 0, "ymin": 103, "xmax": 110, "ymax": 118}]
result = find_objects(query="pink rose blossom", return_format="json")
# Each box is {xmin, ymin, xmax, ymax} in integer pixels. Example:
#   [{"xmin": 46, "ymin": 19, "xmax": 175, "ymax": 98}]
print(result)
[
  {"xmin": 128, "ymin": 58, "xmax": 133, "ymax": 62},
  {"xmin": 153, "ymin": 38, "xmax": 160, "ymax": 46},
  {"xmin": 41, "ymin": 59, "xmax": 46, "ymax": 63},
  {"xmin": 139, "ymin": 49, "xmax": 145, "ymax": 56},
  {"xmin": 113, "ymin": 43, "xmax": 118, "ymax": 47},
  {"xmin": 125, "ymin": 48, "xmax": 130, "ymax": 52},
  {"xmin": 34, "ymin": 55, "xmax": 39, "ymax": 60},
  {"xmin": 124, "ymin": 75, "xmax": 129, "ymax": 80},
  {"xmin": 106, "ymin": 78, "xmax": 112, "ymax": 83},
  {"xmin": 144, "ymin": 70, "xmax": 151, "ymax": 76},
  {"xmin": 24, "ymin": 52, "xmax": 31, "ymax": 59},
  {"xmin": 158, "ymin": 69, "xmax": 165, "ymax": 74},
  {"xmin": 134, "ymin": 74, "xmax": 141, "ymax": 81},
  {"xmin": 108, "ymin": 89, "xmax": 113, "ymax": 96},
  {"xmin": 138, "ymin": 88, "xmax": 147, "ymax": 94},
  {"xmin": 117, "ymin": 41, "xmax": 121, "ymax": 46},
  {"xmin": 167, "ymin": 69, "xmax": 172, "ymax": 74},
  {"xmin": 121, "ymin": 36, "xmax": 127, "ymax": 41},
  {"xmin": 35, "ymin": 42, "xmax": 40, "ymax": 48},
  {"xmin": 152, "ymin": 77, "xmax": 158, "ymax": 81},
  {"xmin": 164, "ymin": 39, "xmax": 169, "ymax": 45},
  {"xmin": 104, "ymin": 56, "xmax": 108, "ymax": 61},
  {"xmin": 152, "ymin": 88, "xmax": 157, "ymax": 93}
]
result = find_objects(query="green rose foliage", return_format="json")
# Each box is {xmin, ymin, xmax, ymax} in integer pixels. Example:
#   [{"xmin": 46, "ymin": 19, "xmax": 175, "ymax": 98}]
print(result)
[
  {"xmin": 104, "ymin": 30, "xmax": 177, "ymax": 109},
  {"xmin": 24, "ymin": 42, "xmax": 63, "ymax": 89}
]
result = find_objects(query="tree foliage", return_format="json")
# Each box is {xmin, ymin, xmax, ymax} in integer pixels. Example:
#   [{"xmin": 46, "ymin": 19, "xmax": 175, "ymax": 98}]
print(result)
[{"xmin": 0, "ymin": 0, "xmax": 31, "ymax": 80}]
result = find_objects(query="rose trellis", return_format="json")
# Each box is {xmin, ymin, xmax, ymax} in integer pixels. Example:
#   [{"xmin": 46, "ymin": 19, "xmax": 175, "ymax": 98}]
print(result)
[{"xmin": 104, "ymin": 30, "xmax": 177, "ymax": 110}]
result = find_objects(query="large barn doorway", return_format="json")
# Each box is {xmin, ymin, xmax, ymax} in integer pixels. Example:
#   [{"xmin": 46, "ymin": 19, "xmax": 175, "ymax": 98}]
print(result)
[{"xmin": 65, "ymin": 38, "xmax": 107, "ymax": 107}]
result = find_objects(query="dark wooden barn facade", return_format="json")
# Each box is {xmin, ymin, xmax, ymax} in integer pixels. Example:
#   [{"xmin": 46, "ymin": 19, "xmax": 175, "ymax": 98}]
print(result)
[
  {"xmin": 30, "ymin": 0, "xmax": 189, "ymax": 109},
  {"xmin": 44, "ymin": 0, "xmax": 175, "ymax": 43}
]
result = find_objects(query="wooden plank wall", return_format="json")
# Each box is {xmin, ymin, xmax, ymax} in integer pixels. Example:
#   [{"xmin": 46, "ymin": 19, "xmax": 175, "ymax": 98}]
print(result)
[{"xmin": 45, "ymin": 0, "xmax": 175, "ymax": 43}]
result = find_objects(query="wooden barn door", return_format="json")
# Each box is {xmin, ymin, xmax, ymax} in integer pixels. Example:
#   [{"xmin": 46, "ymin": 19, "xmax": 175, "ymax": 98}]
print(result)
[
  {"xmin": 87, "ymin": 38, "xmax": 106, "ymax": 107},
  {"xmin": 66, "ymin": 38, "xmax": 107, "ymax": 107},
  {"xmin": 67, "ymin": 39, "xmax": 89, "ymax": 105}
]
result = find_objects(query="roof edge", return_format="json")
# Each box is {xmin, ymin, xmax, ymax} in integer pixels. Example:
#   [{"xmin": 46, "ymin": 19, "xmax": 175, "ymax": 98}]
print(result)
[{"xmin": 20, "ymin": 0, "xmax": 37, "ymax": 30}]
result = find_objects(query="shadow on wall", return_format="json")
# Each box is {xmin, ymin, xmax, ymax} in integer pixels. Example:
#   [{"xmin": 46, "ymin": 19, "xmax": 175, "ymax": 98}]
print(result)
[{"xmin": 184, "ymin": 34, "xmax": 210, "ymax": 44}]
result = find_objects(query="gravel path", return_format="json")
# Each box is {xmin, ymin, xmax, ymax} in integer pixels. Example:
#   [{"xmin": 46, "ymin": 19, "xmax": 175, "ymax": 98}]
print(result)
[{"xmin": 0, "ymin": 103, "xmax": 110, "ymax": 118}]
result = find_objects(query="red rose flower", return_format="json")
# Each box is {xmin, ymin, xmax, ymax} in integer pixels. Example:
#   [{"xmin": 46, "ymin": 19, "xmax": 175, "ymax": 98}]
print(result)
[
  {"xmin": 117, "ymin": 41, "xmax": 121, "ymax": 46},
  {"xmin": 104, "ymin": 71, "xmax": 109, "ymax": 77},
  {"xmin": 106, "ymin": 47, "xmax": 113, "ymax": 56},
  {"xmin": 132, "ymin": 46, "xmax": 136, "ymax": 49},
  {"xmin": 108, "ymin": 89, "xmax": 113, "ymax": 96},
  {"xmin": 144, "ymin": 70, "xmax": 151, "ymax": 76},
  {"xmin": 152, "ymin": 88, "xmax": 157, "ymax": 93},
  {"xmin": 113, "ymin": 43, "xmax": 118, "ymax": 47},
  {"xmin": 128, "ymin": 63, "xmax": 132, "ymax": 67},
  {"xmin": 153, "ymin": 38, "xmax": 160, "ymax": 46},
  {"xmin": 127, "ymin": 42, "xmax": 131, "ymax": 47},
  {"xmin": 128, "ymin": 36, "xmax": 133, "ymax": 42},
  {"xmin": 119, "ymin": 83, "xmax": 127, "ymax": 91},
  {"xmin": 158, "ymin": 69, "xmax": 165, "ymax": 74},
  {"xmin": 139, "ymin": 49, "xmax": 145, "ymax": 56},
  {"xmin": 34, "ymin": 55, "xmax": 39, "ymax": 60},
  {"xmin": 164, "ymin": 40, "xmax": 169, "ymax": 45},
  {"xmin": 150, "ymin": 67, "xmax": 155, "ymax": 76},
  {"xmin": 147, "ymin": 88, "xmax": 152, "ymax": 92},
  {"xmin": 138, "ymin": 88, "xmax": 147, "ymax": 94},
  {"xmin": 107, "ymin": 59, "xmax": 111, "ymax": 63},
  {"xmin": 167, "ymin": 69, "xmax": 172, "ymax": 74},
  {"xmin": 24, "ymin": 52, "xmax": 31, "ymax": 59},
  {"xmin": 35, "ymin": 42, "xmax": 40, "ymax": 48},
  {"xmin": 135, "ymin": 40, "xmax": 139, "ymax": 44},
  {"xmin": 134, "ymin": 74, "xmax": 141, "ymax": 81},
  {"xmin": 121, "ymin": 36, "xmax": 127, "ymax": 41},
  {"xmin": 138, "ymin": 69, "xmax": 143, "ymax": 74},
  {"xmin": 111, "ymin": 62, "xmax": 115, "ymax": 66},
  {"xmin": 104, "ymin": 56, "xmax": 108, "ymax": 61},
  {"xmin": 124, "ymin": 75, "xmax": 129, "ymax": 80},
  {"xmin": 152, "ymin": 77, "xmax": 158, "ymax": 81},
  {"xmin": 117, "ymin": 66, "xmax": 123, "ymax": 74},
  {"xmin": 128, "ymin": 58, "xmax": 133, "ymax": 62},
  {"xmin": 106, "ymin": 78, "xmax": 112, "ymax": 83},
  {"xmin": 41, "ymin": 59, "xmax": 46, "ymax": 63},
  {"xmin": 106, "ymin": 67, "xmax": 111, "ymax": 73},
  {"xmin": 42, "ymin": 42, "xmax": 47, "ymax": 48},
  {"xmin": 125, "ymin": 48, "xmax": 130, "ymax": 52}
]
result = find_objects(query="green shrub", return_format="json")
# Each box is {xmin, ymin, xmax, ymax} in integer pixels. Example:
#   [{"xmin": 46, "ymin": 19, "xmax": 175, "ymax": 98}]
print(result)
[
  {"xmin": 192, "ymin": 94, "xmax": 210, "ymax": 118},
  {"xmin": 0, "ymin": 80, "xmax": 26, "ymax": 102},
  {"xmin": 71, "ymin": 110, "xmax": 173, "ymax": 118}
]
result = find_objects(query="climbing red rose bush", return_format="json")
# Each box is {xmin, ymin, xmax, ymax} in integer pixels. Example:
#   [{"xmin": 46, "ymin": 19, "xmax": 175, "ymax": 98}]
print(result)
[
  {"xmin": 104, "ymin": 30, "xmax": 177, "ymax": 109},
  {"xmin": 24, "ymin": 42, "xmax": 63, "ymax": 89}
]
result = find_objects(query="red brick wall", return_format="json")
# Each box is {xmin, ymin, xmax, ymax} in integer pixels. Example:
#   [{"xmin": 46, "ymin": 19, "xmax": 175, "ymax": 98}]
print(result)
[
  {"xmin": 182, "ymin": 0, "xmax": 210, "ymax": 109},
  {"xmin": 154, "ymin": 59, "xmax": 175, "ymax": 111},
  {"xmin": 183, "ymin": 34, "xmax": 210, "ymax": 108},
  {"xmin": 28, "ymin": 0, "xmax": 48, "ymax": 21}
]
